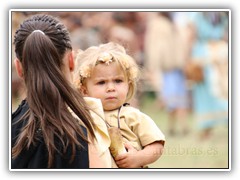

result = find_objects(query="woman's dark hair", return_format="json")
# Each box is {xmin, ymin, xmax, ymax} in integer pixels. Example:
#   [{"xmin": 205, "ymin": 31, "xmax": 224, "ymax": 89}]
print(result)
[{"xmin": 12, "ymin": 14, "xmax": 95, "ymax": 167}]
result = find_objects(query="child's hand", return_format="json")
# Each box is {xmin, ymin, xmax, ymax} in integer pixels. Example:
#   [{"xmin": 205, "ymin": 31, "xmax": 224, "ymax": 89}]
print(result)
[{"xmin": 114, "ymin": 142, "xmax": 142, "ymax": 168}]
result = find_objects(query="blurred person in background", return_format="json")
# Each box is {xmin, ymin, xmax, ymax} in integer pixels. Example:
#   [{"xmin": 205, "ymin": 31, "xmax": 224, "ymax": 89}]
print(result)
[
  {"xmin": 67, "ymin": 12, "xmax": 103, "ymax": 51},
  {"xmin": 108, "ymin": 12, "xmax": 139, "ymax": 59},
  {"xmin": 189, "ymin": 12, "xmax": 228, "ymax": 140},
  {"xmin": 144, "ymin": 12, "xmax": 190, "ymax": 136}
]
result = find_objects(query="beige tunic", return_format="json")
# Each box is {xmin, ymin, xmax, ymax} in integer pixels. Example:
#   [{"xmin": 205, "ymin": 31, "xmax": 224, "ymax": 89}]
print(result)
[
  {"xmin": 84, "ymin": 97, "xmax": 118, "ymax": 168},
  {"xmin": 104, "ymin": 105, "xmax": 165, "ymax": 151}
]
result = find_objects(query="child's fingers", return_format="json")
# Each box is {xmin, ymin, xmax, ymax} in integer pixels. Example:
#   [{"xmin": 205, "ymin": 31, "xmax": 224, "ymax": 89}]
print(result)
[{"xmin": 114, "ymin": 152, "xmax": 127, "ymax": 161}]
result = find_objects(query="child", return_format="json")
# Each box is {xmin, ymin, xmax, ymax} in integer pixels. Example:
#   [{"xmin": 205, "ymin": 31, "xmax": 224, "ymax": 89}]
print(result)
[{"xmin": 74, "ymin": 42, "xmax": 165, "ymax": 168}]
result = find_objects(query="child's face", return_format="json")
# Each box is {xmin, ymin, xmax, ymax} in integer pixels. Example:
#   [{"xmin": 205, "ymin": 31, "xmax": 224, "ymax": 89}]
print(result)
[{"xmin": 82, "ymin": 62, "xmax": 129, "ymax": 111}]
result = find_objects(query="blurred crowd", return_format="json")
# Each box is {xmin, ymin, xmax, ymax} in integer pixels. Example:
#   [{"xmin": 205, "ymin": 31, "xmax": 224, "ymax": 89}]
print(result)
[{"xmin": 11, "ymin": 11, "xmax": 229, "ymax": 140}]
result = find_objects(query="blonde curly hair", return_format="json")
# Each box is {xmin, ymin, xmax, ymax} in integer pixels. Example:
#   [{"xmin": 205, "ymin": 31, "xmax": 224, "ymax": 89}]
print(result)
[{"xmin": 73, "ymin": 42, "xmax": 140, "ymax": 102}]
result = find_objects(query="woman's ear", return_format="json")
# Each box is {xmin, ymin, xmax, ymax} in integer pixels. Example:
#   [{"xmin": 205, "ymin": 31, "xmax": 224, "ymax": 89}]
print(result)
[
  {"xmin": 69, "ymin": 51, "xmax": 75, "ymax": 72},
  {"xmin": 14, "ymin": 59, "xmax": 23, "ymax": 78}
]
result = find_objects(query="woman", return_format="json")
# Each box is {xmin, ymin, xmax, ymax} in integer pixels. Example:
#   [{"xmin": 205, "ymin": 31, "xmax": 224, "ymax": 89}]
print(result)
[{"xmin": 11, "ymin": 13, "xmax": 111, "ymax": 169}]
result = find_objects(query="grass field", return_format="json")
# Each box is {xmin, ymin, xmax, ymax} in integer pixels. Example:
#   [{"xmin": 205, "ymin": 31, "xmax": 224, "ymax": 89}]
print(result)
[{"xmin": 138, "ymin": 92, "xmax": 229, "ymax": 169}]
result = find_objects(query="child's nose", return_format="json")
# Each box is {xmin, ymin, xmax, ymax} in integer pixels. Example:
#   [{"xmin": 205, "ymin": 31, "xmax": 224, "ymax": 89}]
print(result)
[{"xmin": 107, "ymin": 83, "xmax": 115, "ymax": 92}]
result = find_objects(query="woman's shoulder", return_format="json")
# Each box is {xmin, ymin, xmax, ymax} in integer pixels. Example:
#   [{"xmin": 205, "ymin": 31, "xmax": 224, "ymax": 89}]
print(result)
[
  {"xmin": 12, "ymin": 100, "xmax": 29, "ymax": 136},
  {"xmin": 12, "ymin": 99, "xmax": 28, "ymax": 120}
]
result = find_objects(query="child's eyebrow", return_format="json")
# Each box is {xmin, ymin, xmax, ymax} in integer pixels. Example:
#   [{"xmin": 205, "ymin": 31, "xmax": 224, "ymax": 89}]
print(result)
[
  {"xmin": 114, "ymin": 75, "xmax": 125, "ymax": 79},
  {"xmin": 93, "ymin": 75, "xmax": 126, "ymax": 81},
  {"xmin": 93, "ymin": 77, "xmax": 105, "ymax": 81}
]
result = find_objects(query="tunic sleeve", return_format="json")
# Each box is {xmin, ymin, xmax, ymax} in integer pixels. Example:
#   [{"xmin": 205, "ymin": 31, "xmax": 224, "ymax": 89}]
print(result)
[{"xmin": 123, "ymin": 107, "xmax": 165, "ymax": 147}]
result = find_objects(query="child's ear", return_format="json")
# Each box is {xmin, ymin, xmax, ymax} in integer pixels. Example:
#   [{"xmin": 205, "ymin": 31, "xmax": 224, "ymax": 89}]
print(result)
[
  {"xmin": 81, "ymin": 86, "xmax": 88, "ymax": 96},
  {"xmin": 14, "ymin": 58, "xmax": 23, "ymax": 78}
]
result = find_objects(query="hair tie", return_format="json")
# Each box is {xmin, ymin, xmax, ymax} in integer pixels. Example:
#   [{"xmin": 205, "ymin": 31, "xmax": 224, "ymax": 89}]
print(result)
[{"xmin": 32, "ymin": 30, "xmax": 45, "ymax": 35}]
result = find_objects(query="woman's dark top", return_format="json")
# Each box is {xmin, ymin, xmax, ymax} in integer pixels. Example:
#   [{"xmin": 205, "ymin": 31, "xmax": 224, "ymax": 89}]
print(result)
[{"xmin": 11, "ymin": 100, "xmax": 89, "ymax": 169}]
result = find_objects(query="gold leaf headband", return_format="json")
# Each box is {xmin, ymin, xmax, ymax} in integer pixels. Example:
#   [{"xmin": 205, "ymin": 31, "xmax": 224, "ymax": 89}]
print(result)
[{"xmin": 96, "ymin": 52, "xmax": 114, "ymax": 65}]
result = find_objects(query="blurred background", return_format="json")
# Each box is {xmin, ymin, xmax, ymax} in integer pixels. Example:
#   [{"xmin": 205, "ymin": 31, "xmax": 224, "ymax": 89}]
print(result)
[{"xmin": 11, "ymin": 11, "xmax": 229, "ymax": 169}]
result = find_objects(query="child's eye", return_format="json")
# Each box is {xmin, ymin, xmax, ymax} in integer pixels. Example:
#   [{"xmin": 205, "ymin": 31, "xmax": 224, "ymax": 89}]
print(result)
[
  {"xmin": 115, "ymin": 79, "xmax": 123, "ymax": 83},
  {"xmin": 97, "ymin": 81, "xmax": 105, "ymax": 85}
]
